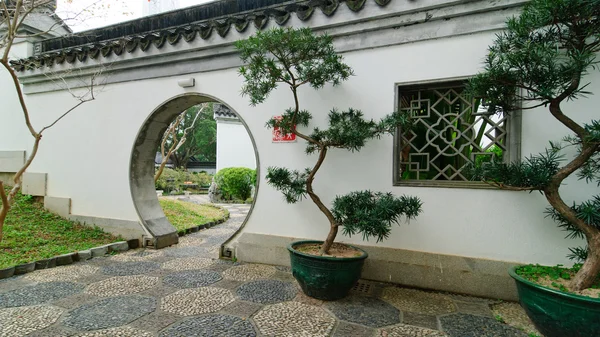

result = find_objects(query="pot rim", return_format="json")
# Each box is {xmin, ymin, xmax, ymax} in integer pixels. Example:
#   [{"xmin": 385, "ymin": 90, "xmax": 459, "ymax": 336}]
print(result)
[
  {"xmin": 509, "ymin": 265, "xmax": 600, "ymax": 303},
  {"xmin": 287, "ymin": 240, "xmax": 369, "ymax": 261}
]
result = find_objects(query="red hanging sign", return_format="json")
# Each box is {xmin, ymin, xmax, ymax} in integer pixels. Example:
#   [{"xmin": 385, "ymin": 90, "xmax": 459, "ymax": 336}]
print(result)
[{"xmin": 272, "ymin": 116, "xmax": 296, "ymax": 142}]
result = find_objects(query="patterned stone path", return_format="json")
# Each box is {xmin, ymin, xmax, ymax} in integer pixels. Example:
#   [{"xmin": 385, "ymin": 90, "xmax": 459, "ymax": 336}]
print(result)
[{"xmin": 0, "ymin": 200, "xmax": 540, "ymax": 337}]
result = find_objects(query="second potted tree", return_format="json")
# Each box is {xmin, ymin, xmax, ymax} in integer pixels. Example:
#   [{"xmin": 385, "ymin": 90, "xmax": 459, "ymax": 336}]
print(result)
[{"xmin": 469, "ymin": 0, "xmax": 600, "ymax": 335}]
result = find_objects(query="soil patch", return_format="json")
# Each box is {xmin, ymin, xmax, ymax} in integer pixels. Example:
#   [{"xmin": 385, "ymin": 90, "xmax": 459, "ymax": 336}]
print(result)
[
  {"xmin": 536, "ymin": 276, "xmax": 600, "ymax": 298},
  {"xmin": 294, "ymin": 243, "xmax": 364, "ymax": 258},
  {"xmin": 516, "ymin": 264, "xmax": 600, "ymax": 299}
]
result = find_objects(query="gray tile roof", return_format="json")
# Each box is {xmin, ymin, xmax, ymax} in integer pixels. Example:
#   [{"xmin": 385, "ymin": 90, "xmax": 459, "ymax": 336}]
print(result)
[{"xmin": 10, "ymin": 0, "xmax": 390, "ymax": 71}]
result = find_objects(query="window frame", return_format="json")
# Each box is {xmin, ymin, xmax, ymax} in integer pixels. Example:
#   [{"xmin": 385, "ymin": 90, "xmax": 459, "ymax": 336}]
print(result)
[{"xmin": 392, "ymin": 77, "xmax": 522, "ymax": 189}]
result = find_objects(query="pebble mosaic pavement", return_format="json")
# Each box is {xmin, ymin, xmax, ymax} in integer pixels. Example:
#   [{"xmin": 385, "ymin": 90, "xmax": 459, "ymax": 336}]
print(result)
[{"xmin": 0, "ymin": 200, "xmax": 541, "ymax": 336}]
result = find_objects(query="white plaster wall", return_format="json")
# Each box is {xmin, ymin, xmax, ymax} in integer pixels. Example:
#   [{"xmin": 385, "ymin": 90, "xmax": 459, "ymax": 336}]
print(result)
[
  {"xmin": 0, "ymin": 41, "xmax": 35, "ymax": 168},
  {"xmin": 1, "ymin": 30, "xmax": 596, "ymax": 266},
  {"xmin": 216, "ymin": 120, "xmax": 257, "ymax": 172}
]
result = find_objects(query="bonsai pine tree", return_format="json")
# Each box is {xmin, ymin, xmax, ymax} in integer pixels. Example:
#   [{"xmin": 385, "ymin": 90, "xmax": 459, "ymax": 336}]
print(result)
[
  {"xmin": 235, "ymin": 28, "xmax": 422, "ymax": 255},
  {"xmin": 469, "ymin": 0, "xmax": 600, "ymax": 291}
]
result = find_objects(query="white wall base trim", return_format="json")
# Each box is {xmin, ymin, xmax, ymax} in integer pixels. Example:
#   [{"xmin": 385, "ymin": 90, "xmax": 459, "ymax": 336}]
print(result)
[{"xmin": 68, "ymin": 214, "xmax": 146, "ymax": 240}]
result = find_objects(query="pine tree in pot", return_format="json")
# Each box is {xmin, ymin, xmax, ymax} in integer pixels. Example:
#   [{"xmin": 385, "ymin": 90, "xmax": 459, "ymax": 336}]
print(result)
[
  {"xmin": 469, "ymin": 0, "xmax": 600, "ymax": 335},
  {"xmin": 235, "ymin": 28, "xmax": 422, "ymax": 301}
]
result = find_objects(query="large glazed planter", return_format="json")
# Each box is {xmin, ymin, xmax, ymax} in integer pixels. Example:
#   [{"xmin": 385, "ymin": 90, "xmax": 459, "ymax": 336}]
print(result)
[
  {"xmin": 287, "ymin": 240, "xmax": 368, "ymax": 301},
  {"xmin": 509, "ymin": 266, "xmax": 600, "ymax": 337}
]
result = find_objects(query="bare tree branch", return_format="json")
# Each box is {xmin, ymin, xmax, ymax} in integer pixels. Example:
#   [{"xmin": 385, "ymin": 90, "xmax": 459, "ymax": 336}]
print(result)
[{"xmin": 154, "ymin": 106, "xmax": 206, "ymax": 182}]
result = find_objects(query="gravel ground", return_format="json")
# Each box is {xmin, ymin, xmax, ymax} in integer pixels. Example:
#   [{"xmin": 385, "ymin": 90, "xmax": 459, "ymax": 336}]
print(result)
[{"xmin": 0, "ymin": 200, "xmax": 536, "ymax": 337}]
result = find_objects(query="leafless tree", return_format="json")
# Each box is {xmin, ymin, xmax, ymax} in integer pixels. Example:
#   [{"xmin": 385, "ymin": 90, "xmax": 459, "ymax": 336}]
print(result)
[
  {"xmin": 155, "ymin": 106, "xmax": 205, "ymax": 182},
  {"xmin": 0, "ymin": 0, "xmax": 111, "ymax": 241}
]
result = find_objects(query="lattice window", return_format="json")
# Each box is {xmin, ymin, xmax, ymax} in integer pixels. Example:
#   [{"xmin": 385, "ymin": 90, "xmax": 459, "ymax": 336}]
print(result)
[{"xmin": 394, "ymin": 80, "xmax": 520, "ymax": 187}]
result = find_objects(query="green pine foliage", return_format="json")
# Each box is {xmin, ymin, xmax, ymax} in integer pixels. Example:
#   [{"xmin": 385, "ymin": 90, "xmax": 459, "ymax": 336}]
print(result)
[
  {"xmin": 333, "ymin": 191, "xmax": 422, "ymax": 242},
  {"xmin": 468, "ymin": 0, "xmax": 600, "ymax": 283},
  {"xmin": 236, "ymin": 27, "xmax": 422, "ymax": 252},
  {"xmin": 237, "ymin": 28, "xmax": 354, "ymax": 105}
]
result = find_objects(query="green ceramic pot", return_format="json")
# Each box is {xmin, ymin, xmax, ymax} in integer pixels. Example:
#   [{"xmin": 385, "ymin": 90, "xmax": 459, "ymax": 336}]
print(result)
[
  {"xmin": 287, "ymin": 240, "xmax": 368, "ymax": 301},
  {"xmin": 509, "ymin": 266, "xmax": 600, "ymax": 337}
]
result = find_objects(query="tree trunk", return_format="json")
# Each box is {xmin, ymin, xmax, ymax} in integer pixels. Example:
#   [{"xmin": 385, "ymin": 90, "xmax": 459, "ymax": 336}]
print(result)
[
  {"xmin": 302, "ymin": 146, "xmax": 339, "ymax": 255},
  {"xmin": 0, "ymin": 182, "xmax": 9, "ymax": 242},
  {"xmin": 321, "ymin": 225, "xmax": 338, "ymax": 256},
  {"xmin": 545, "ymin": 182, "xmax": 600, "ymax": 291},
  {"xmin": 570, "ymin": 234, "xmax": 600, "ymax": 290}
]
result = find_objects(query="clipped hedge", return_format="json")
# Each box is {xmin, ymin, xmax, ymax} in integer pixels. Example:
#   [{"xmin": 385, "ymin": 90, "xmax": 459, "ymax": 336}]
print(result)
[
  {"xmin": 213, "ymin": 167, "xmax": 256, "ymax": 201},
  {"xmin": 155, "ymin": 168, "xmax": 212, "ymax": 193}
]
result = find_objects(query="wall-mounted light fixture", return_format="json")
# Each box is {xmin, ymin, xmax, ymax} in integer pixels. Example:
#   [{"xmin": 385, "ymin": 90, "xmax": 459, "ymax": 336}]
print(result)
[{"xmin": 177, "ymin": 78, "xmax": 195, "ymax": 88}]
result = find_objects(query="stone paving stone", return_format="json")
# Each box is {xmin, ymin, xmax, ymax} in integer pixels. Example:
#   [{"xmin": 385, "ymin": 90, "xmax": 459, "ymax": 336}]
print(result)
[
  {"xmin": 109, "ymin": 249, "xmax": 165, "ymax": 262},
  {"xmin": 211, "ymin": 279, "xmax": 244, "ymax": 291},
  {"xmin": 445, "ymin": 293, "xmax": 502, "ymax": 305},
  {"xmin": 275, "ymin": 265, "xmax": 292, "ymax": 273},
  {"xmin": 199, "ymin": 227, "xmax": 234, "ymax": 236},
  {"xmin": 253, "ymin": 302, "xmax": 336, "ymax": 337},
  {"xmin": 236, "ymin": 279, "xmax": 297, "ymax": 304},
  {"xmin": 381, "ymin": 287, "xmax": 456, "ymax": 315},
  {"xmin": 332, "ymin": 321, "xmax": 376, "ymax": 337},
  {"xmin": 326, "ymin": 295, "xmax": 401, "ymax": 328},
  {"xmin": 453, "ymin": 300, "xmax": 493, "ymax": 317},
  {"xmin": 23, "ymin": 265, "xmax": 99, "ymax": 282},
  {"xmin": 52, "ymin": 293, "xmax": 101, "ymax": 310},
  {"xmin": 70, "ymin": 273, "xmax": 112, "ymax": 285},
  {"xmin": 176, "ymin": 236, "xmax": 205, "ymax": 247},
  {"xmin": 81, "ymin": 257, "xmax": 115, "ymax": 267},
  {"xmin": 161, "ymin": 287, "xmax": 235, "ymax": 316},
  {"xmin": 492, "ymin": 302, "xmax": 541, "ymax": 336},
  {"xmin": 158, "ymin": 314, "xmax": 257, "ymax": 337},
  {"xmin": 25, "ymin": 325, "xmax": 77, "ymax": 337},
  {"xmin": 270, "ymin": 271, "xmax": 296, "ymax": 283},
  {"xmin": 137, "ymin": 285, "xmax": 179, "ymax": 299},
  {"xmin": 74, "ymin": 327, "xmax": 154, "ymax": 337},
  {"xmin": 0, "ymin": 305, "xmax": 64, "ymax": 337},
  {"xmin": 128, "ymin": 311, "xmax": 181, "ymax": 333},
  {"xmin": 401, "ymin": 311, "xmax": 439, "ymax": 330},
  {"xmin": 63, "ymin": 295, "xmax": 157, "ymax": 331},
  {"xmin": 0, "ymin": 281, "xmax": 84, "ymax": 308},
  {"xmin": 220, "ymin": 300, "xmax": 263, "ymax": 319},
  {"xmin": 101, "ymin": 261, "xmax": 160, "ymax": 276},
  {"xmin": 222, "ymin": 264, "xmax": 277, "ymax": 281},
  {"xmin": 438, "ymin": 313, "xmax": 528, "ymax": 337},
  {"xmin": 85, "ymin": 275, "xmax": 159, "ymax": 297},
  {"xmin": 378, "ymin": 323, "xmax": 448, "ymax": 336},
  {"xmin": 205, "ymin": 263, "xmax": 234, "ymax": 273},
  {"xmin": 162, "ymin": 257, "xmax": 215, "ymax": 271},
  {"xmin": 293, "ymin": 291, "xmax": 325, "ymax": 307},
  {"xmin": 163, "ymin": 246, "xmax": 213, "ymax": 258},
  {"xmin": 162, "ymin": 270, "xmax": 222, "ymax": 288},
  {"xmin": 0, "ymin": 276, "xmax": 35, "ymax": 294}
]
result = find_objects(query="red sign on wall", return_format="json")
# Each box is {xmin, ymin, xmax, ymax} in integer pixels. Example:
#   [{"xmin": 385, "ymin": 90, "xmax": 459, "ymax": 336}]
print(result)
[{"xmin": 272, "ymin": 116, "xmax": 296, "ymax": 142}]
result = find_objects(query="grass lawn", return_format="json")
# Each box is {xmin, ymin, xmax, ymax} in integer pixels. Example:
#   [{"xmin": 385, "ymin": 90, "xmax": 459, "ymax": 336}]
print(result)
[
  {"xmin": 159, "ymin": 198, "xmax": 228, "ymax": 232},
  {"xmin": 0, "ymin": 188, "xmax": 121, "ymax": 269}
]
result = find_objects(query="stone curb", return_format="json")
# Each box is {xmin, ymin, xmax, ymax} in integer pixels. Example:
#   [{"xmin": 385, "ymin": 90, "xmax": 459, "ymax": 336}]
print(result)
[
  {"xmin": 175, "ymin": 205, "xmax": 230, "ymax": 238},
  {"xmin": 0, "ymin": 240, "xmax": 134, "ymax": 280}
]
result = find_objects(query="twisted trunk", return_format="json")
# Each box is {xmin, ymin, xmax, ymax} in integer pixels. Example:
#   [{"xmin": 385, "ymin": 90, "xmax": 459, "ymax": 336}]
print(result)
[
  {"xmin": 288, "ymin": 84, "xmax": 338, "ymax": 255},
  {"xmin": 543, "ymin": 144, "xmax": 600, "ymax": 290}
]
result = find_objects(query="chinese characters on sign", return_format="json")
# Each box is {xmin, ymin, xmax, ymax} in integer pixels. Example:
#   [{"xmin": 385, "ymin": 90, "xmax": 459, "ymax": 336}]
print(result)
[{"xmin": 272, "ymin": 116, "xmax": 296, "ymax": 142}]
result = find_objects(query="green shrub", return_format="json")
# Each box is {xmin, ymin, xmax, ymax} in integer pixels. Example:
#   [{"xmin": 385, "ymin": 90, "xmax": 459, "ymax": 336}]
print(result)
[{"xmin": 214, "ymin": 167, "xmax": 256, "ymax": 201}]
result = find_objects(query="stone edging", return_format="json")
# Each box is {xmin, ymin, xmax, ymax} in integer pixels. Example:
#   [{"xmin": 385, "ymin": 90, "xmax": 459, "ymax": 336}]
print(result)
[
  {"xmin": 0, "ymin": 239, "xmax": 139, "ymax": 280},
  {"xmin": 176, "ymin": 204, "xmax": 230, "ymax": 237}
]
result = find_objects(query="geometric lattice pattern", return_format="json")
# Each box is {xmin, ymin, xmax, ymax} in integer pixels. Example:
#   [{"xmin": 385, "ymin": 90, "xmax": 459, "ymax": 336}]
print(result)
[{"xmin": 397, "ymin": 82, "xmax": 508, "ymax": 181}]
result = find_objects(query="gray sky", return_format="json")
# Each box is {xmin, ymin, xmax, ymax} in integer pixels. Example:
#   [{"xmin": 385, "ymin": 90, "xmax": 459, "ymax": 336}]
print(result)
[{"xmin": 56, "ymin": 0, "xmax": 214, "ymax": 32}]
